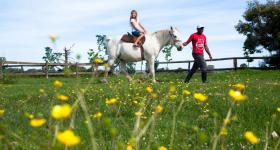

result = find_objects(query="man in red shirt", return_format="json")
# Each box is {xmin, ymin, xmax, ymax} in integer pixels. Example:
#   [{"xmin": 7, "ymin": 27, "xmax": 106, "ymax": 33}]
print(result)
[{"xmin": 183, "ymin": 24, "xmax": 213, "ymax": 83}]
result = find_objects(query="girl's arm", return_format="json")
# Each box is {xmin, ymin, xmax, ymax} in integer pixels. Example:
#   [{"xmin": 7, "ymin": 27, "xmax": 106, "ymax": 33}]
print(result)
[{"xmin": 139, "ymin": 23, "xmax": 147, "ymax": 33}]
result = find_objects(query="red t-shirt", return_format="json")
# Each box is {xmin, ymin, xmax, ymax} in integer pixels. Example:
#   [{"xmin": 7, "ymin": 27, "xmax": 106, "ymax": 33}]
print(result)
[{"xmin": 187, "ymin": 33, "xmax": 207, "ymax": 54}]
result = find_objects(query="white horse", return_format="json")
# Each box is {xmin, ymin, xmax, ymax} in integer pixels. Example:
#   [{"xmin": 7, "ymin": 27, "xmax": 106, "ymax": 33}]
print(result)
[{"xmin": 103, "ymin": 27, "xmax": 183, "ymax": 83}]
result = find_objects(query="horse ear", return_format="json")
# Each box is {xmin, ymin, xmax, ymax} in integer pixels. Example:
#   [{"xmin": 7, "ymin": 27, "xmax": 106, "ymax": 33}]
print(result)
[{"xmin": 170, "ymin": 26, "xmax": 173, "ymax": 31}]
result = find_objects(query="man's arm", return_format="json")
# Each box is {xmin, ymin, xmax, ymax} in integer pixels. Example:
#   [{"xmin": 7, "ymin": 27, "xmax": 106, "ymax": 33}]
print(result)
[
  {"xmin": 204, "ymin": 42, "xmax": 212, "ymax": 60},
  {"xmin": 183, "ymin": 35, "xmax": 193, "ymax": 46}
]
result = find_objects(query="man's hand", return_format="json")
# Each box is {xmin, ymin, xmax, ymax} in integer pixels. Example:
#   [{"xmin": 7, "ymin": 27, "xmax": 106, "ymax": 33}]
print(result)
[{"xmin": 183, "ymin": 42, "xmax": 187, "ymax": 46}]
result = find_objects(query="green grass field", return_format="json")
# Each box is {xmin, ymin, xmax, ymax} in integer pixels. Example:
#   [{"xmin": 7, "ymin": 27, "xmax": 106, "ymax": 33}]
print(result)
[{"xmin": 0, "ymin": 70, "xmax": 280, "ymax": 150}]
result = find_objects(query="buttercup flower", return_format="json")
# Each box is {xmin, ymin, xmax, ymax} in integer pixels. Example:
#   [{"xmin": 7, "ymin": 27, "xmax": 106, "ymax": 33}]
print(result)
[
  {"xmin": 228, "ymin": 89, "xmax": 247, "ymax": 102},
  {"xmin": 155, "ymin": 105, "xmax": 164, "ymax": 113},
  {"xmin": 233, "ymin": 83, "xmax": 246, "ymax": 91},
  {"xmin": 183, "ymin": 90, "xmax": 191, "ymax": 97},
  {"xmin": 106, "ymin": 98, "xmax": 118, "ymax": 105},
  {"xmin": 53, "ymin": 80, "xmax": 63, "ymax": 88},
  {"xmin": 93, "ymin": 112, "xmax": 102, "ymax": 119},
  {"xmin": 51, "ymin": 104, "xmax": 72, "ymax": 120},
  {"xmin": 57, "ymin": 129, "xmax": 81, "ymax": 147},
  {"xmin": 277, "ymin": 107, "xmax": 280, "ymax": 112},
  {"xmin": 244, "ymin": 131, "xmax": 260, "ymax": 144},
  {"xmin": 30, "ymin": 118, "xmax": 46, "ymax": 127},
  {"xmin": 169, "ymin": 95, "xmax": 177, "ymax": 100},
  {"xmin": 159, "ymin": 146, "xmax": 168, "ymax": 150},
  {"xmin": 194, "ymin": 93, "xmax": 208, "ymax": 103},
  {"xmin": 135, "ymin": 111, "xmax": 143, "ymax": 116},
  {"xmin": 0, "ymin": 109, "xmax": 5, "ymax": 116},
  {"xmin": 56, "ymin": 94, "xmax": 69, "ymax": 101},
  {"xmin": 169, "ymin": 85, "xmax": 176, "ymax": 93},
  {"xmin": 146, "ymin": 87, "xmax": 153, "ymax": 93}
]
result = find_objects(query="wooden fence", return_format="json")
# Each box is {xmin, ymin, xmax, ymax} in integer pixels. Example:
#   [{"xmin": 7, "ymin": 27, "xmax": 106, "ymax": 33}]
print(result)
[{"xmin": 0, "ymin": 56, "xmax": 278, "ymax": 79}]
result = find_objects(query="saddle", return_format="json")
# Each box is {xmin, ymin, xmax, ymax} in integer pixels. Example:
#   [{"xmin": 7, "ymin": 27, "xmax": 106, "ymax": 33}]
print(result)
[{"xmin": 121, "ymin": 33, "xmax": 146, "ymax": 60}]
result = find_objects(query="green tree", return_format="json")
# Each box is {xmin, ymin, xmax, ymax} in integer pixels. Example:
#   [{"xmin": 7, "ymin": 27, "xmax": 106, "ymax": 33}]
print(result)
[{"xmin": 235, "ymin": 0, "xmax": 280, "ymax": 66}]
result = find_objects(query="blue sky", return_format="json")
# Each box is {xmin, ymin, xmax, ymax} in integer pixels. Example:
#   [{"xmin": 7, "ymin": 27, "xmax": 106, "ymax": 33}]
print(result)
[{"xmin": 0, "ymin": 0, "xmax": 268, "ymax": 69}]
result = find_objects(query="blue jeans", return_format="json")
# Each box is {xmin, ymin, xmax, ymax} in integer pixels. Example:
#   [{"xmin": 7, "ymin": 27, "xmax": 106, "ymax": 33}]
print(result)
[{"xmin": 132, "ymin": 30, "xmax": 141, "ymax": 37}]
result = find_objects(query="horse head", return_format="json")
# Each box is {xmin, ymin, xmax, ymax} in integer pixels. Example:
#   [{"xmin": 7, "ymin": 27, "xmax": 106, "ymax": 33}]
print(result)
[{"xmin": 169, "ymin": 26, "xmax": 183, "ymax": 51}]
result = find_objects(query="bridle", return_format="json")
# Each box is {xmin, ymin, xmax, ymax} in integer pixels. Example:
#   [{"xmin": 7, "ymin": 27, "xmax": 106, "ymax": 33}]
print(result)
[{"xmin": 169, "ymin": 30, "xmax": 182, "ymax": 44}]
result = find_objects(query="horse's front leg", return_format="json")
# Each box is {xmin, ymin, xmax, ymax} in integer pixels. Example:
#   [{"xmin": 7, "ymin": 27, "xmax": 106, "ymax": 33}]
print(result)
[
  {"xmin": 103, "ymin": 58, "xmax": 115, "ymax": 83},
  {"xmin": 148, "ymin": 57, "xmax": 156, "ymax": 83},
  {"xmin": 120, "ymin": 61, "xmax": 132, "ymax": 82}
]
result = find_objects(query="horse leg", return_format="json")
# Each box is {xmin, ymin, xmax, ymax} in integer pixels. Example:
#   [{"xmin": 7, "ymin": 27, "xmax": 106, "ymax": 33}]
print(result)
[
  {"xmin": 103, "ymin": 58, "xmax": 115, "ymax": 83},
  {"xmin": 120, "ymin": 61, "xmax": 132, "ymax": 82},
  {"xmin": 148, "ymin": 57, "xmax": 156, "ymax": 83}
]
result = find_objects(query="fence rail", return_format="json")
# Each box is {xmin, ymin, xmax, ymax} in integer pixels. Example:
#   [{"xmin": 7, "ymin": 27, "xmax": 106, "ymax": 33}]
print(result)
[{"xmin": 0, "ymin": 56, "xmax": 278, "ymax": 79}]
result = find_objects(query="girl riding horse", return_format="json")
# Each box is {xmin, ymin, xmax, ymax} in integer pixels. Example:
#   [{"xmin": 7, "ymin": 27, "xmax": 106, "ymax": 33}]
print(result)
[{"xmin": 130, "ymin": 10, "xmax": 147, "ymax": 47}]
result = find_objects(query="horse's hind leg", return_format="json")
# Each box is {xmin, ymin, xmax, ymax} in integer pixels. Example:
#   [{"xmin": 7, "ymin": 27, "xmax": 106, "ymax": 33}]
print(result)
[
  {"xmin": 147, "ymin": 57, "xmax": 156, "ymax": 83},
  {"xmin": 103, "ymin": 58, "xmax": 115, "ymax": 83},
  {"xmin": 120, "ymin": 61, "xmax": 132, "ymax": 82}
]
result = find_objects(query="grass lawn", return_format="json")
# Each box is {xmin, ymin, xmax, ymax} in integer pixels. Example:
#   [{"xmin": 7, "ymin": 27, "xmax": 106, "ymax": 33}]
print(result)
[{"xmin": 0, "ymin": 69, "xmax": 280, "ymax": 150}]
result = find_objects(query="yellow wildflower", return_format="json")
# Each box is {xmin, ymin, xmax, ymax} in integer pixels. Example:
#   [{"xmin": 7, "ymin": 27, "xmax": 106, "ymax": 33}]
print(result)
[
  {"xmin": 49, "ymin": 35, "xmax": 57, "ymax": 42},
  {"xmin": 155, "ymin": 105, "xmax": 164, "ymax": 113},
  {"xmin": 135, "ymin": 111, "xmax": 143, "ymax": 117},
  {"xmin": 94, "ymin": 58, "xmax": 103, "ymax": 64},
  {"xmin": 159, "ymin": 146, "xmax": 168, "ymax": 150},
  {"xmin": 244, "ymin": 131, "xmax": 260, "ymax": 144},
  {"xmin": 146, "ymin": 87, "xmax": 153, "ymax": 93},
  {"xmin": 106, "ymin": 98, "xmax": 118, "ymax": 105},
  {"xmin": 51, "ymin": 104, "xmax": 72, "ymax": 120},
  {"xmin": 24, "ymin": 112, "xmax": 34, "ymax": 119},
  {"xmin": 220, "ymin": 127, "xmax": 228, "ymax": 136},
  {"xmin": 228, "ymin": 89, "xmax": 247, "ymax": 102},
  {"xmin": 233, "ymin": 83, "xmax": 245, "ymax": 91},
  {"xmin": 169, "ymin": 94, "xmax": 177, "ymax": 100},
  {"xmin": 53, "ymin": 80, "xmax": 63, "ymax": 88},
  {"xmin": 277, "ymin": 107, "xmax": 280, "ymax": 112},
  {"xmin": 183, "ymin": 90, "xmax": 191, "ymax": 97},
  {"xmin": 56, "ymin": 94, "xmax": 69, "ymax": 101},
  {"xmin": 93, "ymin": 112, "xmax": 102, "ymax": 119},
  {"xmin": 126, "ymin": 144, "xmax": 133, "ymax": 150},
  {"xmin": 169, "ymin": 85, "xmax": 176, "ymax": 93},
  {"xmin": 30, "ymin": 118, "xmax": 46, "ymax": 127},
  {"xmin": 0, "ymin": 109, "xmax": 5, "ymax": 116},
  {"xmin": 194, "ymin": 93, "xmax": 208, "ymax": 103},
  {"xmin": 57, "ymin": 129, "xmax": 81, "ymax": 147}
]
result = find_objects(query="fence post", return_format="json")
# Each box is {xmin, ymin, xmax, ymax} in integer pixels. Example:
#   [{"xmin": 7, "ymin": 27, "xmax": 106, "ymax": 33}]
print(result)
[
  {"xmin": 45, "ymin": 61, "xmax": 49, "ymax": 79},
  {"xmin": 0, "ymin": 60, "xmax": 3, "ymax": 80},
  {"xmin": 75, "ymin": 63, "xmax": 79, "ymax": 77},
  {"xmin": 21, "ymin": 65, "xmax": 24, "ymax": 73},
  {"xmin": 233, "ymin": 58, "xmax": 237, "ymax": 70},
  {"xmin": 188, "ymin": 62, "xmax": 191, "ymax": 71}
]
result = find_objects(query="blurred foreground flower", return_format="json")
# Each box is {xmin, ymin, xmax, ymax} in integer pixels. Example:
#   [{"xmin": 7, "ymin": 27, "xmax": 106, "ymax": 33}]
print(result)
[
  {"xmin": 233, "ymin": 83, "xmax": 245, "ymax": 91},
  {"xmin": 244, "ymin": 131, "xmax": 260, "ymax": 144},
  {"xmin": 93, "ymin": 112, "xmax": 102, "ymax": 119},
  {"xmin": 228, "ymin": 89, "xmax": 247, "ymax": 102},
  {"xmin": 51, "ymin": 104, "xmax": 72, "ymax": 120},
  {"xmin": 106, "ymin": 98, "xmax": 117, "ymax": 105},
  {"xmin": 53, "ymin": 80, "xmax": 63, "ymax": 88},
  {"xmin": 159, "ymin": 146, "xmax": 168, "ymax": 150},
  {"xmin": 134, "ymin": 111, "xmax": 143, "ymax": 117},
  {"xmin": 0, "ymin": 109, "xmax": 5, "ymax": 116},
  {"xmin": 57, "ymin": 129, "xmax": 81, "ymax": 147},
  {"xmin": 194, "ymin": 93, "xmax": 208, "ymax": 103},
  {"xmin": 56, "ymin": 94, "xmax": 69, "ymax": 101},
  {"xmin": 277, "ymin": 107, "xmax": 280, "ymax": 112},
  {"xmin": 183, "ymin": 90, "xmax": 191, "ymax": 97},
  {"xmin": 30, "ymin": 118, "xmax": 46, "ymax": 127},
  {"xmin": 146, "ymin": 86, "xmax": 153, "ymax": 93},
  {"xmin": 155, "ymin": 105, "xmax": 164, "ymax": 113}
]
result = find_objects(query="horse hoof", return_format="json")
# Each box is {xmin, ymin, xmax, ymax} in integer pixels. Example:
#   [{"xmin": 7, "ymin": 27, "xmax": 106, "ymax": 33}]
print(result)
[
  {"xmin": 152, "ymin": 80, "xmax": 157, "ymax": 83},
  {"xmin": 102, "ymin": 78, "xmax": 108, "ymax": 83}
]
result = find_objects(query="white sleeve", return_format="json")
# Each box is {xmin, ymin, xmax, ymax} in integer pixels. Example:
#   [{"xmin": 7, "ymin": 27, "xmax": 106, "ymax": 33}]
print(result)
[{"xmin": 130, "ymin": 19, "xmax": 136, "ymax": 23}]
